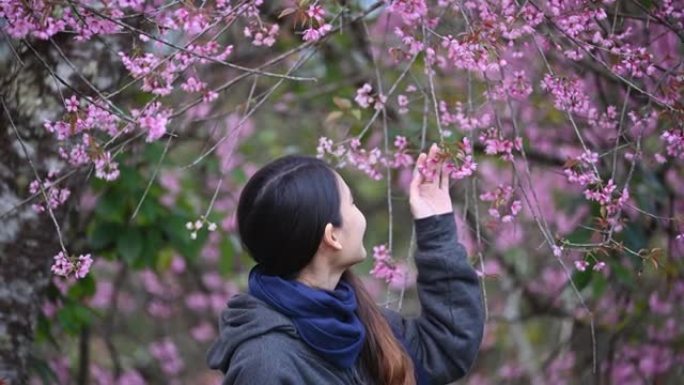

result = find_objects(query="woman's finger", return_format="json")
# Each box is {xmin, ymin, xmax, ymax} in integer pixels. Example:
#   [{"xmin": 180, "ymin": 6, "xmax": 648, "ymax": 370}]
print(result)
[
  {"xmin": 425, "ymin": 143, "xmax": 440, "ymax": 185},
  {"xmin": 439, "ymin": 160, "xmax": 449, "ymax": 189},
  {"xmin": 411, "ymin": 153, "xmax": 427, "ymax": 193}
]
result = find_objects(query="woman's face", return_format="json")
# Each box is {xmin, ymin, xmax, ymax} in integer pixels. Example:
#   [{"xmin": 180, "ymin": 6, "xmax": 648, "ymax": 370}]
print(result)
[{"xmin": 333, "ymin": 172, "xmax": 368, "ymax": 268}]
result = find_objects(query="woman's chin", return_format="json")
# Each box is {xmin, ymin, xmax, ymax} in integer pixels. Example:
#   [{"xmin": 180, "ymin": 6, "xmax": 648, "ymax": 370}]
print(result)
[{"xmin": 349, "ymin": 250, "xmax": 367, "ymax": 266}]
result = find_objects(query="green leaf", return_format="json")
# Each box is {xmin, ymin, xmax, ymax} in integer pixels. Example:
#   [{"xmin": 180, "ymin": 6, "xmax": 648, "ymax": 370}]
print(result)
[
  {"xmin": 87, "ymin": 221, "xmax": 121, "ymax": 250},
  {"xmin": 133, "ymin": 228, "xmax": 162, "ymax": 268},
  {"xmin": 610, "ymin": 259, "xmax": 636, "ymax": 288},
  {"xmin": 622, "ymin": 224, "xmax": 647, "ymax": 253},
  {"xmin": 572, "ymin": 267, "xmax": 593, "ymax": 292},
  {"xmin": 34, "ymin": 313, "xmax": 58, "ymax": 348},
  {"xmin": 143, "ymin": 142, "xmax": 165, "ymax": 163},
  {"xmin": 591, "ymin": 274, "xmax": 607, "ymax": 298},
  {"xmin": 162, "ymin": 215, "xmax": 190, "ymax": 249},
  {"xmin": 135, "ymin": 198, "xmax": 159, "ymax": 226},
  {"xmin": 118, "ymin": 164, "xmax": 143, "ymax": 193},
  {"xmin": 95, "ymin": 191, "xmax": 126, "ymax": 223},
  {"xmin": 156, "ymin": 247, "xmax": 176, "ymax": 271},
  {"xmin": 117, "ymin": 227, "xmax": 143, "ymax": 263},
  {"xmin": 67, "ymin": 275, "xmax": 96, "ymax": 300},
  {"xmin": 56, "ymin": 304, "xmax": 92, "ymax": 335},
  {"xmin": 351, "ymin": 109, "xmax": 361, "ymax": 120}
]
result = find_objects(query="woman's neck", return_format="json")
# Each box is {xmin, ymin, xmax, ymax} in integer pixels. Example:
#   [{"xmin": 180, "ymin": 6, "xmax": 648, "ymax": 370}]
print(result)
[{"xmin": 295, "ymin": 263, "xmax": 344, "ymax": 291}]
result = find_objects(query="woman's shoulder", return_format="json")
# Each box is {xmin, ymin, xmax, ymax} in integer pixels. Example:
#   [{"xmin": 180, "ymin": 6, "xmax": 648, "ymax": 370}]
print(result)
[
  {"xmin": 234, "ymin": 330, "xmax": 329, "ymax": 365},
  {"xmin": 229, "ymin": 331, "xmax": 352, "ymax": 383},
  {"xmin": 233, "ymin": 331, "xmax": 302, "ymax": 361}
]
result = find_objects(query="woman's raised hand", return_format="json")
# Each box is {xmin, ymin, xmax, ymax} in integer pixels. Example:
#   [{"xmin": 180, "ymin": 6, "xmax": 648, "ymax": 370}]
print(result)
[{"xmin": 409, "ymin": 143, "xmax": 454, "ymax": 220}]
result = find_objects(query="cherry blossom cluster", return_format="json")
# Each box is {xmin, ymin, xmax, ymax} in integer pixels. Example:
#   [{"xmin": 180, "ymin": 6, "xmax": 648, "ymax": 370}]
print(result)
[
  {"xmin": 50, "ymin": 252, "xmax": 93, "ymax": 279},
  {"xmin": 243, "ymin": 22, "xmax": 279, "ymax": 47},
  {"xmin": 44, "ymin": 96, "xmax": 120, "ymax": 139},
  {"xmin": 94, "ymin": 151, "xmax": 121, "ymax": 182},
  {"xmin": 488, "ymin": 71, "xmax": 534, "ymax": 101},
  {"xmin": 369, "ymin": 244, "xmax": 411, "ymax": 289},
  {"xmin": 479, "ymin": 184, "xmax": 522, "ymax": 223},
  {"xmin": 119, "ymin": 52, "xmax": 177, "ymax": 96},
  {"xmin": 354, "ymin": 83, "xmax": 387, "ymax": 110},
  {"xmin": 661, "ymin": 130, "xmax": 684, "ymax": 160},
  {"xmin": 439, "ymin": 101, "xmax": 492, "ymax": 132},
  {"xmin": 479, "ymin": 128, "xmax": 522, "ymax": 162},
  {"xmin": 563, "ymin": 150, "xmax": 601, "ymax": 187},
  {"xmin": 553, "ymin": 6, "xmax": 607, "ymax": 40},
  {"xmin": 441, "ymin": 34, "xmax": 502, "ymax": 73},
  {"xmin": 0, "ymin": 0, "xmax": 121, "ymax": 40},
  {"xmin": 415, "ymin": 139, "xmax": 477, "ymax": 182},
  {"xmin": 301, "ymin": 4, "xmax": 333, "ymax": 42},
  {"xmin": 393, "ymin": 27, "xmax": 424, "ymax": 55},
  {"xmin": 443, "ymin": 138, "xmax": 478, "ymax": 180},
  {"xmin": 583, "ymin": 179, "xmax": 630, "ymax": 224},
  {"xmin": 611, "ymin": 45, "xmax": 656, "ymax": 79},
  {"xmin": 574, "ymin": 260, "xmax": 606, "ymax": 272},
  {"xmin": 316, "ymin": 136, "xmax": 414, "ymax": 180},
  {"xmin": 119, "ymin": 40, "xmax": 231, "ymax": 100},
  {"xmin": 185, "ymin": 216, "xmax": 218, "ymax": 240},
  {"xmin": 131, "ymin": 101, "xmax": 173, "ymax": 142},
  {"xmin": 57, "ymin": 134, "xmax": 90, "ymax": 168},
  {"xmin": 29, "ymin": 173, "xmax": 71, "ymax": 213},
  {"xmin": 540, "ymin": 74, "xmax": 592, "ymax": 116},
  {"xmin": 497, "ymin": 3, "xmax": 544, "ymax": 40},
  {"xmin": 44, "ymin": 96, "xmax": 123, "ymax": 184},
  {"xmin": 587, "ymin": 106, "xmax": 618, "ymax": 133},
  {"xmin": 388, "ymin": 0, "xmax": 428, "ymax": 25},
  {"xmin": 394, "ymin": 85, "xmax": 417, "ymax": 114}
]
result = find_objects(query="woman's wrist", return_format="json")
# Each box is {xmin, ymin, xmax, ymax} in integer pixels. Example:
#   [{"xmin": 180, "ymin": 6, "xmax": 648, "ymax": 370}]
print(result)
[
  {"xmin": 412, "ymin": 208, "xmax": 453, "ymax": 220},
  {"xmin": 414, "ymin": 212, "xmax": 456, "ymax": 251}
]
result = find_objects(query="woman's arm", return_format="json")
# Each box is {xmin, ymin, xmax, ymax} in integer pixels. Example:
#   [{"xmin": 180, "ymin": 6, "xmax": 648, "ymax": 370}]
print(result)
[
  {"xmin": 380, "ymin": 143, "xmax": 484, "ymax": 384},
  {"xmin": 381, "ymin": 212, "xmax": 484, "ymax": 384}
]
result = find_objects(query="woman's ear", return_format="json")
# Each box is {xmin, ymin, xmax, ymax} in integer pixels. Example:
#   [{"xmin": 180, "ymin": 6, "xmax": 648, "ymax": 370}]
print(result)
[{"xmin": 321, "ymin": 223, "xmax": 343, "ymax": 251}]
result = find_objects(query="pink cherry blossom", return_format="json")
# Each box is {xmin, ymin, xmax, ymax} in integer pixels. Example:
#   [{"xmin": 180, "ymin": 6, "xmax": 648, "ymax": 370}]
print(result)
[{"xmin": 354, "ymin": 83, "xmax": 374, "ymax": 108}]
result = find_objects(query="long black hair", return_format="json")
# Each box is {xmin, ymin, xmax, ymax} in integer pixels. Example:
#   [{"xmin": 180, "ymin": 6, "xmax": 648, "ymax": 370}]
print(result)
[
  {"xmin": 236, "ymin": 154, "xmax": 416, "ymax": 385},
  {"xmin": 237, "ymin": 155, "xmax": 342, "ymax": 277}
]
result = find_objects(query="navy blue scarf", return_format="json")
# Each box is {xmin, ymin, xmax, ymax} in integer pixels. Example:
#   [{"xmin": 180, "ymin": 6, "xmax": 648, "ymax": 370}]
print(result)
[
  {"xmin": 248, "ymin": 265, "xmax": 366, "ymax": 369},
  {"xmin": 249, "ymin": 265, "xmax": 429, "ymax": 384}
]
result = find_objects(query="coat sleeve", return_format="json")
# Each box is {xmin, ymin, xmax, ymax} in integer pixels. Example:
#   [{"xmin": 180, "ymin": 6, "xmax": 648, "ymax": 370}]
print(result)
[
  {"xmin": 380, "ymin": 212, "xmax": 485, "ymax": 385},
  {"xmin": 220, "ymin": 337, "xmax": 306, "ymax": 385}
]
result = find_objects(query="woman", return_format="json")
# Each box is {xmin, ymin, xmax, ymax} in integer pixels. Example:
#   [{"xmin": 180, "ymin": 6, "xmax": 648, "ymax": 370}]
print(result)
[{"xmin": 206, "ymin": 144, "xmax": 484, "ymax": 385}]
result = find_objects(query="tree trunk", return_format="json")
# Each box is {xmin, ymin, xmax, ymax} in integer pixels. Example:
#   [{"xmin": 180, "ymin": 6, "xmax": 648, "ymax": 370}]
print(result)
[{"xmin": 0, "ymin": 41, "xmax": 66, "ymax": 385}]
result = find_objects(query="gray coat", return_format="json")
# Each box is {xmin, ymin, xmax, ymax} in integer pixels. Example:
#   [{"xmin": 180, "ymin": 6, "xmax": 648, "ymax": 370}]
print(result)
[{"xmin": 206, "ymin": 212, "xmax": 484, "ymax": 384}]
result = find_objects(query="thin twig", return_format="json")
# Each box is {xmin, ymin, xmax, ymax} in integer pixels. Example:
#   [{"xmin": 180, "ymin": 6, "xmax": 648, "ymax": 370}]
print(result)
[{"xmin": 1, "ymin": 97, "xmax": 69, "ymax": 255}]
